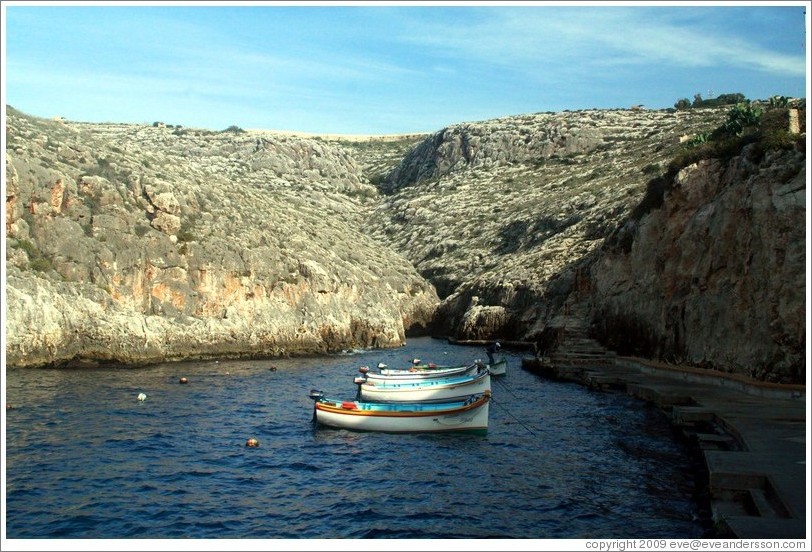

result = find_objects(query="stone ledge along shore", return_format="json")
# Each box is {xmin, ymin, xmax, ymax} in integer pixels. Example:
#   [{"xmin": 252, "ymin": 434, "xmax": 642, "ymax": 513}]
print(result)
[{"xmin": 522, "ymin": 354, "xmax": 806, "ymax": 539}]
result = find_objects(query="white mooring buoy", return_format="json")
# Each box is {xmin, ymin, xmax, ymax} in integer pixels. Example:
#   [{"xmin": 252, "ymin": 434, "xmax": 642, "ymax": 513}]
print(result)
[{"xmin": 137, "ymin": 392, "xmax": 147, "ymax": 401}]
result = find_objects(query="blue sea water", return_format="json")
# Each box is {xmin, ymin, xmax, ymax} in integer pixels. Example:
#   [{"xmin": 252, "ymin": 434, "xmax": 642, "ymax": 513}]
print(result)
[{"xmin": 4, "ymin": 337, "xmax": 705, "ymax": 540}]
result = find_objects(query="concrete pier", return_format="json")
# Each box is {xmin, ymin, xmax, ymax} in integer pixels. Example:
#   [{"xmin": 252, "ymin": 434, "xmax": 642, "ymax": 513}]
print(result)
[{"xmin": 522, "ymin": 354, "xmax": 807, "ymax": 539}]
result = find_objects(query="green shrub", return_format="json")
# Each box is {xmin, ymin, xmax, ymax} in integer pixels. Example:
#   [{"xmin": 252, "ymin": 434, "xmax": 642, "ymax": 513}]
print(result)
[
  {"xmin": 177, "ymin": 226, "xmax": 195, "ymax": 243},
  {"xmin": 674, "ymin": 98, "xmax": 691, "ymax": 110},
  {"xmin": 676, "ymin": 92, "xmax": 747, "ymax": 109},
  {"xmin": 667, "ymin": 100, "xmax": 766, "ymax": 174},
  {"xmin": 16, "ymin": 239, "xmax": 38, "ymax": 258},
  {"xmin": 368, "ymin": 173, "xmax": 387, "ymax": 187},
  {"xmin": 16, "ymin": 240, "xmax": 54, "ymax": 273},
  {"xmin": 30, "ymin": 257, "xmax": 53, "ymax": 273},
  {"xmin": 760, "ymin": 129, "xmax": 798, "ymax": 152},
  {"xmin": 685, "ymin": 132, "xmax": 709, "ymax": 147},
  {"xmin": 668, "ymin": 135, "xmax": 758, "ymax": 173},
  {"xmin": 177, "ymin": 215, "xmax": 199, "ymax": 243},
  {"xmin": 719, "ymin": 102, "xmax": 763, "ymax": 137},
  {"xmin": 716, "ymin": 93, "xmax": 746, "ymax": 105},
  {"xmin": 641, "ymin": 163, "xmax": 662, "ymax": 176}
]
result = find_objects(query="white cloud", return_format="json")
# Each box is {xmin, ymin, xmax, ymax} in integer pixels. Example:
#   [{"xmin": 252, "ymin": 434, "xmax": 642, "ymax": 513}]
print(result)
[{"xmin": 394, "ymin": 7, "xmax": 807, "ymax": 78}]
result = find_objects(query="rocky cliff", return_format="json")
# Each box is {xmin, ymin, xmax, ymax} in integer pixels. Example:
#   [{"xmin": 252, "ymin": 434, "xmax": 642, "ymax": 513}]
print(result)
[
  {"xmin": 5, "ymin": 103, "xmax": 806, "ymax": 383},
  {"xmin": 368, "ymin": 104, "xmax": 806, "ymax": 383},
  {"xmin": 5, "ymin": 108, "xmax": 437, "ymax": 367},
  {"xmin": 589, "ymin": 144, "xmax": 806, "ymax": 383},
  {"xmin": 369, "ymin": 108, "xmax": 732, "ymax": 331}
]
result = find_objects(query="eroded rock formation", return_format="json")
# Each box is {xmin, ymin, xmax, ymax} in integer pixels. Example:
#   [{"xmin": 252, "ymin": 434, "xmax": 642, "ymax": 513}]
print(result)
[
  {"xmin": 5, "ymin": 109, "xmax": 437, "ymax": 367},
  {"xmin": 5, "ymin": 103, "xmax": 806, "ymax": 383},
  {"xmin": 370, "ymin": 105, "xmax": 805, "ymax": 383}
]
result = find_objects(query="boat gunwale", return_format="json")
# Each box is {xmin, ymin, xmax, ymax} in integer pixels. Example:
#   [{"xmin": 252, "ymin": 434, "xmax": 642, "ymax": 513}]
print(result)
[
  {"xmin": 369, "ymin": 363, "xmax": 476, "ymax": 379},
  {"xmin": 314, "ymin": 425, "xmax": 489, "ymax": 435},
  {"xmin": 314, "ymin": 392, "xmax": 490, "ymax": 417},
  {"xmin": 360, "ymin": 369, "xmax": 490, "ymax": 391},
  {"xmin": 377, "ymin": 362, "xmax": 472, "ymax": 375}
]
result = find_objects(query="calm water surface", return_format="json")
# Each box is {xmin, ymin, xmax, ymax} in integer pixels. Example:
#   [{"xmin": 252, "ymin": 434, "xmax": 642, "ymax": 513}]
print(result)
[{"xmin": 5, "ymin": 337, "xmax": 704, "ymax": 539}]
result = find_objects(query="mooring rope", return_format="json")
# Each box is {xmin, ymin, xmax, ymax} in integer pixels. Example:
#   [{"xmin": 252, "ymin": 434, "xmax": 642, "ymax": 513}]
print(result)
[
  {"xmin": 492, "ymin": 374, "xmax": 520, "ymax": 399},
  {"xmin": 490, "ymin": 394, "xmax": 537, "ymax": 436}
]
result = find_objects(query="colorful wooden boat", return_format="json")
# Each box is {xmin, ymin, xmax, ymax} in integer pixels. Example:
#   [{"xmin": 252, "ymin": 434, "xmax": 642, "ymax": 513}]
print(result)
[
  {"xmin": 357, "ymin": 368, "xmax": 491, "ymax": 403},
  {"xmin": 309, "ymin": 390, "xmax": 491, "ymax": 434}
]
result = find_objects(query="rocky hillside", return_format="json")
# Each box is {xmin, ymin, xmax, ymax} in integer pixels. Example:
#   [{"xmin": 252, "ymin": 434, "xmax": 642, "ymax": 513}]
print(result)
[
  {"xmin": 367, "ymin": 108, "xmax": 731, "ymax": 328},
  {"xmin": 5, "ymin": 108, "xmax": 438, "ymax": 367},
  {"xmin": 5, "ymin": 102, "xmax": 806, "ymax": 383},
  {"xmin": 366, "ymin": 104, "xmax": 806, "ymax": 383}
]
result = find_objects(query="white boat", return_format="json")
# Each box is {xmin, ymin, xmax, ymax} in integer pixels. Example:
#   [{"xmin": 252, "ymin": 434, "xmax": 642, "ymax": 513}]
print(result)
[
  {"xmin": 361, "ymin": 362, "xmax": 479, "ymax": 382},
  {"xmin": 309, "ymin": 390, "xmax": 490, "ymax": 434},
  {"xmin": 357, "ymin": 368, "xmax": 491, "ymax": 403},
  {"xmin": 484, "ymin": 358, "xmax": 507, "ymax": 376},
  {"xmin": 377, "ymin": 358, "xmax": 506, "ymax": 378},
  {"xmin": 378, "ymin": 360, "xmax": 460, "ymax": 375}
]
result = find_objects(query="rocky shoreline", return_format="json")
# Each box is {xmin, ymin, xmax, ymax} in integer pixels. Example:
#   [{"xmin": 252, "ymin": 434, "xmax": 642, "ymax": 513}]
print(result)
[
  {"xmin": 5, "ymin": 107, "xmax": 437, "ymax": 367},
  {"xmin": 4, "ymin": 102, "xmax": 807, "ymax": 385}
]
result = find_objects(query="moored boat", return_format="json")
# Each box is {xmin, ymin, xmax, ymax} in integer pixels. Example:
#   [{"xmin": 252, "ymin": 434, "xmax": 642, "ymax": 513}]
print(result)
[
  {"xmin": 376, "ymin": 358, "xmax": 506, "ymax": 378},
  {"xmin": 484, "ymin": 358, "xmax": 507, "ymax": 376},
  {"xmin": 309, "ymin": 389, "xmax": 491, "ymax": 434},
  {"xmin": 361, "ymin": 362, "xmax": 479, "ymax": 382},
  {"xmin": 357, "ymin": 367, "xmax": 491, "ymax": 403}
]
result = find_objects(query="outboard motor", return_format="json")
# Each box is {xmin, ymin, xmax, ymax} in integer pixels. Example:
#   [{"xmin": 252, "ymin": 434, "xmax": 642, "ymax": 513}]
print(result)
[
  {"xmin": 353, "ymin": 376, "xmax": 366, "ymax": 401},
  {"xmin": 308, "ymin": 389, "xmax": 324, "ymax": 423}
]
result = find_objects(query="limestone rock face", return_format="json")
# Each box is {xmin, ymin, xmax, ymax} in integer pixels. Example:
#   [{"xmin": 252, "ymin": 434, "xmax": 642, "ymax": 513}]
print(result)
[
  {"xmin": 5, "ymin": 103, "xmax": 805, "ymax": 384},
  {"xmin": 369, "ymin": 105, "xmax": 805, "ymax": 383},
  {"xmin": 370, "ymin": 108, "xmax": 732, "ymax": 338},
  {"xmin": 5, "ymin": 108, "xmax": 438, "ymax": 367},
  {"xmin": 383, "ymin": 114, "xmax": 605, "ymax": 193},
  {"xmin": 589, "ymin": 146, "xmax": 806, "ymax": 383}
]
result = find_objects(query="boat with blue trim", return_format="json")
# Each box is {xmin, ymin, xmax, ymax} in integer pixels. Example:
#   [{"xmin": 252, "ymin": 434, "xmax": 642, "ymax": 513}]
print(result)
[
  {"xmin": 357, "ymin": 366, "xmax": 491, "ymax": 403},
  {"xmin": 308, "ymin": 390, "xmax": 491, "ymax": 434}
]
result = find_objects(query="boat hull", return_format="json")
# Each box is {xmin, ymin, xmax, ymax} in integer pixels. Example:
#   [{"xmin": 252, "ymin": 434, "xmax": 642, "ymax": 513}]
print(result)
[
  {"xmin": 359, "ymin": 370, "xmax": 491, "ymax": 403},
  {"xmin": 314, "ymin": 393, "xmax": 490, "ymax": 433},
  {"xmin": 487, "ymin": 358, "xmax": 507, "ymax": 376}
]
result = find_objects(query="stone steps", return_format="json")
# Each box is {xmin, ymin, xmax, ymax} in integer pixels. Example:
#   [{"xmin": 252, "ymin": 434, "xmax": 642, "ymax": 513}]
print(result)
[
  {"xmin": 704, "ymin": 452, "xmax": 796, "ymax": 534},
  {"xmin": 533, "ymin": 301, "xmax": 621, "ymax": 380}
]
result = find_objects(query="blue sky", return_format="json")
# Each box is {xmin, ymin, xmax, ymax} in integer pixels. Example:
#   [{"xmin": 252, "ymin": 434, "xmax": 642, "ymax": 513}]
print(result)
[{"xmin": 2, "ymin": 2, "xmax": 808, "ymax": 135}]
